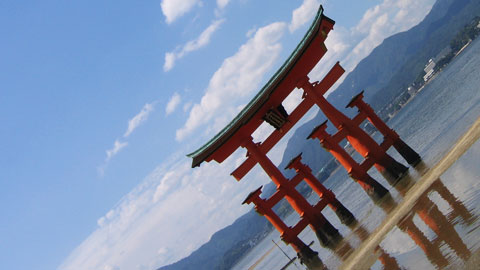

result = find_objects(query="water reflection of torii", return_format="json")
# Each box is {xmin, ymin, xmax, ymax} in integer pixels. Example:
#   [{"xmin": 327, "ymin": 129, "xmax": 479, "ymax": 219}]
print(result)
[
  {"xmin": 396, "ymin": 178, "xmax": 473, "ymax": 269},
  {"xmin": 372, "ymin": 178, "xmax": 474, "ymax": 269}
]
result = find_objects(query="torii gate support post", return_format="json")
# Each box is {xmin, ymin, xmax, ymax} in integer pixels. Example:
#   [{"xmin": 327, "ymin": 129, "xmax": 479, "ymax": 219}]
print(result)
[
  {"xmin": 308, "ymin": 121, "xmax": 389, "ymax": 202},
  {"xmin": 398, "ymin": 216, "xmax": 449, "ymax": 268},
  {"xmin": 414, "ymin": 196, "xmax": 471, "ymax": 260},
  {"xmin": 297, "ymin": 75, "xmax": 409, "ymax": 185},
  {"xmin": 430, "ymin": 179, "xmax": 473, "ymax": 223},
  {"xmin": 376, "ymin": 247, "xmax": 401, "ymax": 270},
  {"xmin": 397, "ymin": 181, "xmax": 473, "ymax": 268},
  {"xmin": 348, "ymin": 226, "xmax": 401, "ymax": 268},
  {"xmin": 347, "ymin": 91, "xmax": 421, "ymax": 166},
  {"xmin": 241, "ymin": 136, "xmax": 342, "ymax": 247},
  {"xmin": 243, "ymin": 187, "xmax": 325, "ymax": 270},
  {"xmin": 286, "ymin": 154, "xmax": 356, "ymax": 227}
]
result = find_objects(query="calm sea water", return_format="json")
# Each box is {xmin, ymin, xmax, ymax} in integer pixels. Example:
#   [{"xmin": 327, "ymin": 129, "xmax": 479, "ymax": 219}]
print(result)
[{"xmin": 233, "ymin": 37, "xmax": 480, "ymax": 270}]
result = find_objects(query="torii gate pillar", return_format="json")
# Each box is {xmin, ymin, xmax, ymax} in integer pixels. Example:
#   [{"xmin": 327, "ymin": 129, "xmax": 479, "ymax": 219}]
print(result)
[
  {"xmin": 243, "ymin": 187, "xmax": 325, "ymax": 270},
  {"xmin": 308, "ymin": 121, "xmax": 389, "ymax": 201},
  {"xmin": 286, "ymin": 154, "xmax": 356, "ymax": 227},
  {"xmin": 347, "ymin": 91, "xmax": 421, "ymax": 166},
  {"xmin": 298, "ymin": 76, "xmax": 409, "ymax": 185},
  {"xmin": 241, "ymin": 136, "xmax": 341, "ymax": 247}
]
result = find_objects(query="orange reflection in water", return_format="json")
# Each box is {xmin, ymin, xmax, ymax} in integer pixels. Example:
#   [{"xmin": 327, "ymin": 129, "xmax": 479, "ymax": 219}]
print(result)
[{"xmin": 374, "ymin": 178, "xmax": 475, "ymax": 269}]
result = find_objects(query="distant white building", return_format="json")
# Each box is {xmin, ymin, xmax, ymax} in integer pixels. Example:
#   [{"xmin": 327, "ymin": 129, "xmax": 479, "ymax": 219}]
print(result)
[{"xmin": 423, "ymin": 59, "xmax": 436, "ymax": 81}]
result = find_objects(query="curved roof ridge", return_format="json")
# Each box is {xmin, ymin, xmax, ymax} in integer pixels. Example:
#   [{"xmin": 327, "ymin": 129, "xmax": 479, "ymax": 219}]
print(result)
[{"xmin": 188, "ymin": 5, "xmax": 330, "ymax": 167}]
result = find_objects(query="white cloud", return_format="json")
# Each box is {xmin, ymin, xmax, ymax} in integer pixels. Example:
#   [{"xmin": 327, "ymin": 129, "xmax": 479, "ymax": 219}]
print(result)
[
  {"xmin": 184, "ymin": 20, "xmax": 225, "ymax": 53},
  {"xmin": 152, "ymin": 167, "xmax": 184, "ymax": 203},
  {"xmin": 99, "ymin": 103, "xmax": 155, "ymax": 175},
  {"xmin": 60, "ymin": 148, "xmax": 270, "ymax": 270},
  {"xmin": 164, "ymin": 20, "xmax": 225, "ymax": 72},
  {"xmin": 282, "ymin": 88, "xmax": 304, "ymax": 114},
  {"xmin": 214, "ymin": 0, "xmax": 230, "ymax": 17},
  {"xmin": 103, "ymin": 265, "xmax": 120, "ymax": 270},
  {"xmin": 289, "ymin": 0, "xmax": 320, "ymax": 33},
  {"xmin": 176, "ymin": 21, "xmax": 287, "ymax": 141},
  {"xmin": 309, "ymin": 0, "xmax": 435, "ymax": 94},
  {"xmin": 124, "ymin": 103, "xmax": 155, "ymax": 138},
  {"xmin": 251, "ymin": 122, "xmax": 275, "ymax": 144},
  {"xmin": 106, "ymin": 140, "xmax": 128, "ymax": 162},
  {"xmin": 163, "ymin": 53, "xmax": 175, "ymax": 73},
  {"xmin": 97, "ymin": 210, "xmax": 115, "ymax": 227},
  {"xmin": 348, "ymin": 0, "xmax": 434, "ymax": 70},
  {"xmin": 161, "ymin": 0, "xmax": 200, "ymax": 24},
  {"xmin": 157, "ymin": 247, "xmax": 168, "ymax": 255},
  {"xmin": 216, "ymin": 0, "xmax": 230, "ymax": 10},
  {"xmin": 165, "ymin": 93, "xmax": 181, "ymax": 115}
]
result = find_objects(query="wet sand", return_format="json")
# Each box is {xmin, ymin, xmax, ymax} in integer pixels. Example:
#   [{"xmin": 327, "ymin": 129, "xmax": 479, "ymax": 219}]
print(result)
[
  {"xmin": 340, "ymin": 117, "xmax": 480, "ymax": 270},
  {"xmin": 458, "ymin": 248, "xmax": 480, "ymax": 270}
]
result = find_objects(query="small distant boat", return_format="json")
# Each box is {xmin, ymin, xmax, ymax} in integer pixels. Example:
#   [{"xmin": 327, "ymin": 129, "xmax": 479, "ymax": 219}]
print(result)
[
  {"xmin": 279, "ymin": 257, "xmax": 297, "ymax": 270},
  {"xmin": 273, "ymin": 239, "xmax": 304, "ymax": 270},
  {"xmin": 248, "ymin": 239, "xmax": 313, "ymax": 270}
]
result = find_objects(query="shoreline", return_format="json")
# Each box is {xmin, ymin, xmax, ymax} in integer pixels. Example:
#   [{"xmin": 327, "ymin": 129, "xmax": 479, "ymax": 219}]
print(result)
[{"xmin": 340, "ymin": 116, "xmax": 480, "ymax": 270}]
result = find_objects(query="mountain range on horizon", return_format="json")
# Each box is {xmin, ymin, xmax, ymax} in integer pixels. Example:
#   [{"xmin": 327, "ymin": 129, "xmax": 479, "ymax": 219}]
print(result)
[{"xmin": 158, "ymin": 0, "xmax": 480, "ymax": 269}]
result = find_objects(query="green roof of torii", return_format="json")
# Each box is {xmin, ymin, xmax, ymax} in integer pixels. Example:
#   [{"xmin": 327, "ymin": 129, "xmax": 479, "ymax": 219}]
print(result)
[{"xmin": 188, "ymin": 5, "xmax": 332, "ymax": 168}]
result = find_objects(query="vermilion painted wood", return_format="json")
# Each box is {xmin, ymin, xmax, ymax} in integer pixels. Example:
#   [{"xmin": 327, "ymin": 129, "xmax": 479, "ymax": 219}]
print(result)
[
  {"xmin": 231, "ymin": 63, "xmax": 344, "ymax": 181},
  {"xmin": 188, "ymin": 7, "xmax": 336, "ymax": 168}
]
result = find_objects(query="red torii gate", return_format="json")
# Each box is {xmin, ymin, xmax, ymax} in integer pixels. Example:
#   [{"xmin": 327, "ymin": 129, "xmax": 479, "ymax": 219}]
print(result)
[
  {"xmin": 188, "ymin": 7, "xmax": 337, "ymax": 170},
  {"xmin": 188, "ymin": 5, "xmax": 419, "ymax": 269},
  {"xmin": 188, "ymin": 7, "xmax": 340, "ymax": 268}
]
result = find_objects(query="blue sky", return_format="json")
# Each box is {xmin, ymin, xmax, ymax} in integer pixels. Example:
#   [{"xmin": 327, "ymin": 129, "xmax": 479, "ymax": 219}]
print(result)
[{"xmin": 0, "ymin": 0, "xmax": 436, "ymax": 269}]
